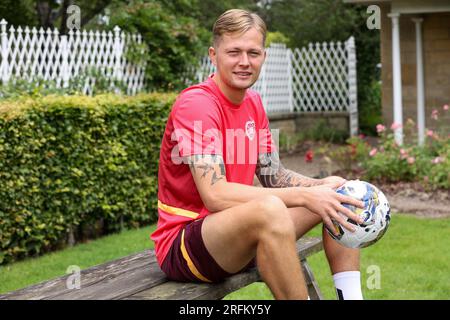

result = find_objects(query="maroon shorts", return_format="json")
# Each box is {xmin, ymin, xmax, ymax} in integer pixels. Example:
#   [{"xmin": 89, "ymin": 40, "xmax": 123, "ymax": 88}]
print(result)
[{"xmin": 161, "ymin": 218, "xmax": 256, "ymax": 283}]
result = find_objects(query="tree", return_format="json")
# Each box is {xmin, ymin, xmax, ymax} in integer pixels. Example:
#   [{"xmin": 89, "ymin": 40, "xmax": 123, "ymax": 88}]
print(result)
[
  {"xmin": 264, "ymin": 0, "xmax": 360, "ymax": 47},
  {"xmin": 262, "ymin": 0, "xmax": 381, "ymax": 134},
  {"xmin": 0, "ymin": 0, "xmax": 37, "ymax": 27},
  {"xmin": 193, "ymin": 0, "xmax": 260, "ymax": 35},
  {"xmin": 35, "ymin": 0, "xmax": 118, "ymax": 33},
  {"xmin": 109, "ymin": 0, "xmax": 210, "ymax": 91},
  {"xmin": 0, "ymin": 0, "xmax": 122, "ymax": 33}
]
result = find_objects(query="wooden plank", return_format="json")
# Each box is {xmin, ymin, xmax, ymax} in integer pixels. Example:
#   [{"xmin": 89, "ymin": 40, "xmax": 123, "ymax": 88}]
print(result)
[
  {"xmin": 126, "ymin": 269, "xmax": 261, "ymax": 300},
  {"xmin": 53, "ymin": 263, "xmax": 167, "ymax": 300},
  {"xmin": 0, "ymin": 249, "xmax": 167, "ymax": 300},
  {"xmin": 127, "ymin": 237, "xmax": 323, "ymax": 300},
  {"xmin": 301, "ymin": 259, "xmax": 324, "ymax": 300},
  {"xmin": 294, "ymin": 237, "xmax": 323, "ymax": 260},
  {"xmin": 0, "ymin": 237, "xmax": 323, "ymax": 300}
]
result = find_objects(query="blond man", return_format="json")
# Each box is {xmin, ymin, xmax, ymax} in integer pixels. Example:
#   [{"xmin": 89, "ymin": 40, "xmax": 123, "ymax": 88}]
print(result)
[{"xmin": 151, "ymin": 9, "xmax": 365, "ymax": 300}]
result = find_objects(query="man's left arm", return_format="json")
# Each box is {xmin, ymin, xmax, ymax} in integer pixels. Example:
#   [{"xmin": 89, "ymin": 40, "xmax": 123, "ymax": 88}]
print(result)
[{"xmin": 256, "ymin": 152, "xmax": 344, "ymax": 188}]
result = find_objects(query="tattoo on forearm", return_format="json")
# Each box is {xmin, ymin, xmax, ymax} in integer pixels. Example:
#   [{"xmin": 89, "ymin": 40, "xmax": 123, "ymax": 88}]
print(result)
[
  {"xmin": 211, "ymin": 171, "xmax": 223, "ymax": 185},
  {"xmin": 256, "ymin": 152, "xmax": 320, "ymax": 188},
  {"xmin": 188, "ymin": 154, "xmax": 226, "ymax": 186}
]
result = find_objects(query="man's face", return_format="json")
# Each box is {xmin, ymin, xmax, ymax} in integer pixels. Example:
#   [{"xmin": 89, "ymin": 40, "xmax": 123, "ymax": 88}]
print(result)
[{"xmin": 209, "ymin": 27, "xmax": 266, "ymax": 91}]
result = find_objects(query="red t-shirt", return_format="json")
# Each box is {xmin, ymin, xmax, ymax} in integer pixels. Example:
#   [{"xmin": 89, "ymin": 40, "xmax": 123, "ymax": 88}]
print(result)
[{"xmin": 150, "ymin": 73, "xmax": 275, "ymax": 266}]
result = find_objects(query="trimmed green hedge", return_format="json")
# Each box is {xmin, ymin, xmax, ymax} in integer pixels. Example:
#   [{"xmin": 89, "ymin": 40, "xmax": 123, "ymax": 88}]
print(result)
[{"xmin": 0, "ymin": 93, "xmax": 175, "ymax": 264}]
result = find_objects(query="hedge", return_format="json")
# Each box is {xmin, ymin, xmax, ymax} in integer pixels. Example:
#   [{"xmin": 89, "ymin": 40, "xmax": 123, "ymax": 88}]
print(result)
[{"xmin": 0, "ymin": 93, "xmax": 175, "ymax": 264}]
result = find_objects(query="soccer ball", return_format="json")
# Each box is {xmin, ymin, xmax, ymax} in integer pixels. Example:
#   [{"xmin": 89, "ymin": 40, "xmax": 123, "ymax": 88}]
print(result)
[{"xmin": 325, "ymin": 180, "xmax": 391, "ymax": 248}]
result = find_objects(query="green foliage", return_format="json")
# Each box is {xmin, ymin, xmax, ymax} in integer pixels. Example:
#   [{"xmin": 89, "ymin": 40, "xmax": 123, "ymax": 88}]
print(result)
[
  {"xmin": 0, "ymin": 0, "xmax": 126, "ymax": 33},
  {"xmin": 0, "ymin": 92, "xmax": 175, "ymax": 265},
  {"xmin": 266, "ymin": 0, "xmax": 361, "ymax": 48},
  {"xmin": 109, "ymin": 0, "xmax": 210, "ymax": 91},
  {"xmin": 326, "ymin": 111, "xmax": 450, "ymax": 189},
  {"xmin": 0, "ymin": 0, "xmax": 38, "ymax": 28},
  {"xmin": 0, "ymin": 224, "xmax": 156, "ymax": 294},
  {"xmin": 225, "ymin": 215, "xmax": 450, "ymax": 300},
  {"xmin": 303, "ymin": 119, "xmax": 349, "ymax": 144},
  {"xmin": 193, "ymin": 0, "xmax": 259, "ymax": 34},
  {"xmin": 264, "ymin": 1, "xmax": 381, "ymax": 136},
  {"xmin": 363, "ymin": 122, "xmax": 449, "ymax": 189},
  {"xmin": 2, "ymin": 215, "xmax": 449, "ymax": 299},
  {"xmin": 278, "ymin": 119, "xmax": 349, "ymax": 153},
  {"xmin": 325, "ymin": 136, "xmax": 371, "ymax": 173},
  {"xmin": 277, "ymin": 131, "xmax": 298, "ymax": 153},
  {"xmin": 265, "ymin": 31, "xmax": 290, "ymax": 47},
  {"xmin": 358, "ymin": 80, "xmax": 382, "ymax": 135},
  {"xmin": 0, "ymin": 67, "xmax": 129, "ymax": 100}
]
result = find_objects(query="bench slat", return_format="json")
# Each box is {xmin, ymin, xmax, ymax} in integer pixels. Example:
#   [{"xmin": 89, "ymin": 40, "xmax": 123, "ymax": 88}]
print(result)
[
  {"xmin": 301, "ymin": 259, "xmax": 324, "ymax": 300},
  {"xmin": 127, "ymin": 237, "xmax": 323, "ymax": 300},
  {"xmin": 0, "ymin": 237, "xmax": 323, "ymax": 300},
  {"xmin": 0, "ymin": 250, "xmax": 161, "ymax": 300},
  {"xmin": 126, "ymin": 269, "xmax": 261, "ymax": 300}
]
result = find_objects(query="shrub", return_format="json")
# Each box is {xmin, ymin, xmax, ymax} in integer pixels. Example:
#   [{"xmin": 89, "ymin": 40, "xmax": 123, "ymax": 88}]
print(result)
[
  {"xmin": 325, "ymin": 105, "xmax": 449, "ymax": 190},
  {"xmin": 0, "ymin": 67, "xmax": 129, "ymax": 100},
  {"xmin": 278, "ymin": 119, "xmax": 349, "ymax": 154},
  {"xmin": 0, "ymin": 93, "xmax": 175, "ymax": 264},
  {"xmin": 325, "ymin": 135, "xmax": 371, "ymax": 173},
  {"xmin": 359, "ymin": 80, "xmax": 382, "ymax": 136},
  {"xmin": 306, "ymin": 119, "xmax": 348, "ymax": 144}
]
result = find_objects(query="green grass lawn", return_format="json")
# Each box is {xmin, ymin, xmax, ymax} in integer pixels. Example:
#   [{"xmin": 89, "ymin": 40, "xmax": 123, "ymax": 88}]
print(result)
[
  {"xmin": 0, "ymin": 225, "xmax": 157, "ymax": 295},
  {"xmin": 1, "ymin": 214, "xmax": 449, "ymax": 299}
]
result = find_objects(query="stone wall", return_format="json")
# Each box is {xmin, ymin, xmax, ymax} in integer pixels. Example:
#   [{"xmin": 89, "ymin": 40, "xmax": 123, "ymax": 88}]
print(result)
[
  {"xmin": 380, "ymin": 6, "xmax": 450, "ymax": 130},
  {"xmin": 268, "ymin": 112, "xmax": 350, "ymax": 137}
]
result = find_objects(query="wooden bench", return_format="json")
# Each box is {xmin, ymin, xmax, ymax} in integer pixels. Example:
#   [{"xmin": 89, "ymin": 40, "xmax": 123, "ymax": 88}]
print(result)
[{"xmin": 0, "ymin": 237, "xmax": 323, "ymax": 300}]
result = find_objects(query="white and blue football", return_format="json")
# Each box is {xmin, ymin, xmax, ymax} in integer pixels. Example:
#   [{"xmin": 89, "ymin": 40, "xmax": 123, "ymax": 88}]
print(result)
[{"xmin": 325, "ymin": 180, "xmax": 391, "ymax": 248}]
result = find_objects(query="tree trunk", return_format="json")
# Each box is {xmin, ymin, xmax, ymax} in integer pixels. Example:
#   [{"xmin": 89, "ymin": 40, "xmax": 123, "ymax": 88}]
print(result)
[
  {"xmin": 80, "ymin": 0, "xmax": 113, "ymax": 29},
  {"xmin": 35, "ymin": 0, "xmax": 113, "ymax": 33},
  {"xmin": 59, "ymin": 0, "xmax": 73, "ymax": 35},
  {"xmin": 35, "ymin": 1, "xmax": 52, "ymax": 28}
]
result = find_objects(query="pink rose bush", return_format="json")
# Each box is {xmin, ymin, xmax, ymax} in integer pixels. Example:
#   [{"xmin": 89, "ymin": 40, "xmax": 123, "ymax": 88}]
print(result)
[{"xmin": 326, "ymin": 108, "xmax": 449, "ymax": 189}]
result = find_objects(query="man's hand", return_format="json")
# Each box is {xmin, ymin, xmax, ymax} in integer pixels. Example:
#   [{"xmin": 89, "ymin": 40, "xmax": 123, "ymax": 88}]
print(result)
[
  {"xmin": 301, "ymin": 180, "xmax": 365, "ymax": 235},
  {"xmin": 320, "ymin": 175, "xmax": 347, "ymax": 187}
]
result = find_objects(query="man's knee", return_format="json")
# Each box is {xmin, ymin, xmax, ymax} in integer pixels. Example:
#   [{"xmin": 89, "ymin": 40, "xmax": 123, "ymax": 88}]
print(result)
[
  {"xmin": 258, "ymin": 194, "xmax": 286, "ymax": 212},
  {"xmin": 254, "ymin": 195, "xmax": 295, "ymax": 238}
]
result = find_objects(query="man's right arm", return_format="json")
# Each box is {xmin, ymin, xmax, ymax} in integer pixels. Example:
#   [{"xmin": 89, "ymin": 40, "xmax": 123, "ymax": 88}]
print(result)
[
  {"xmin": 187, "ymin": 154, "xmax": 306, "ymax": 212},
  {"xmin": 186, "ymin": 154, "xmax": 364, "ymax": 233}
]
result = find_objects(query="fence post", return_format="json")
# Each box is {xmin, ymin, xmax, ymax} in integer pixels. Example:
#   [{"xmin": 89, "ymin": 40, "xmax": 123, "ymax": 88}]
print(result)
[
  {"xmin": 113, "ymin": 26, "xmax": 123, "ymax": 83},
  {"xmin": 60, "ymin": 33, "xmax": 69, "ymax": 88},
  {"xmin": 0, "ymin": 19, "xmax": 10, "ymax": 85},
  {"xmin": 260, "ymin": 46, "xmax": 268, "ymax": 111},
  {"xmin": 287, "ymin": 48, "xmax": 294, "ymax": 112},
  {"xmin": 346, "ymin": 36, "xmax": 358, "ymax": 136}
]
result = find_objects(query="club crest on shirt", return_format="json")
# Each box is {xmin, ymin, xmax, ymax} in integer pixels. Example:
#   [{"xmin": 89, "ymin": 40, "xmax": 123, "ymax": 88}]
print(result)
[{"xmin": 245, "ymin": 120, "xmax": 256, "ymax": 141}]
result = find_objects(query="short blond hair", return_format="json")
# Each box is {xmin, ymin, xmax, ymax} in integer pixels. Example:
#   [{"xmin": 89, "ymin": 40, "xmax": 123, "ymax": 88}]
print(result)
[{"xmin": 212, "ymin": 9, "xmax": 267, "ymax": 48}]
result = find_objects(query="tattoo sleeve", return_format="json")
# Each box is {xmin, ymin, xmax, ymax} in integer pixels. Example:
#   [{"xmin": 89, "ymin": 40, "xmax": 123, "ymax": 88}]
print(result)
[
  {"xmin": 255, "ymin": 152, "xmax": 321, "ymax": 188},
  {"xmin": 187, "ymin": 154, "xmax": 226, "ymax": 186}
]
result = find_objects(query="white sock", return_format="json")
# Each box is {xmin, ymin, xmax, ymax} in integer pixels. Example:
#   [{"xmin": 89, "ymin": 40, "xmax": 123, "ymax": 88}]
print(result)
[{"xmin": 333, "ymin": 271, "xmax": 363, "ymax": 300}]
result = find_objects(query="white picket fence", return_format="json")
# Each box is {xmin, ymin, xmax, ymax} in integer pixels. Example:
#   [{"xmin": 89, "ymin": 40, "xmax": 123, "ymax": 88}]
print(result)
[
  {"xmin": 0, "ymin": 19, "xmax": 146, "ymax": 95},
  {"xmin": 0, "ymin": 18, "xmax": 358, "ymax": 135},
  {"xmin": 195, "ymin": 38, "xmax": 358, "ymax": 135}
]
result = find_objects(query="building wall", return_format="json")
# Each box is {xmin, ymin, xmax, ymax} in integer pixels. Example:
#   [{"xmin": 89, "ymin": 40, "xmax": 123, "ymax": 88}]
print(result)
[
  {"xmin": 268, "ymin": 113, "xmax": 349, "ymax": 139},
  {"xmin": 380, "ymin": 6, "xmax": 450, "ymax": 131}
]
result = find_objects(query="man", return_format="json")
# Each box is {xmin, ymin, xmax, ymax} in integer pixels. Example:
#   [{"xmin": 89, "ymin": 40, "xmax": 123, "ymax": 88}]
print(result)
[{"xmin": 151, "ymin": 9, "xmax": 365, "ymax": 300}]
